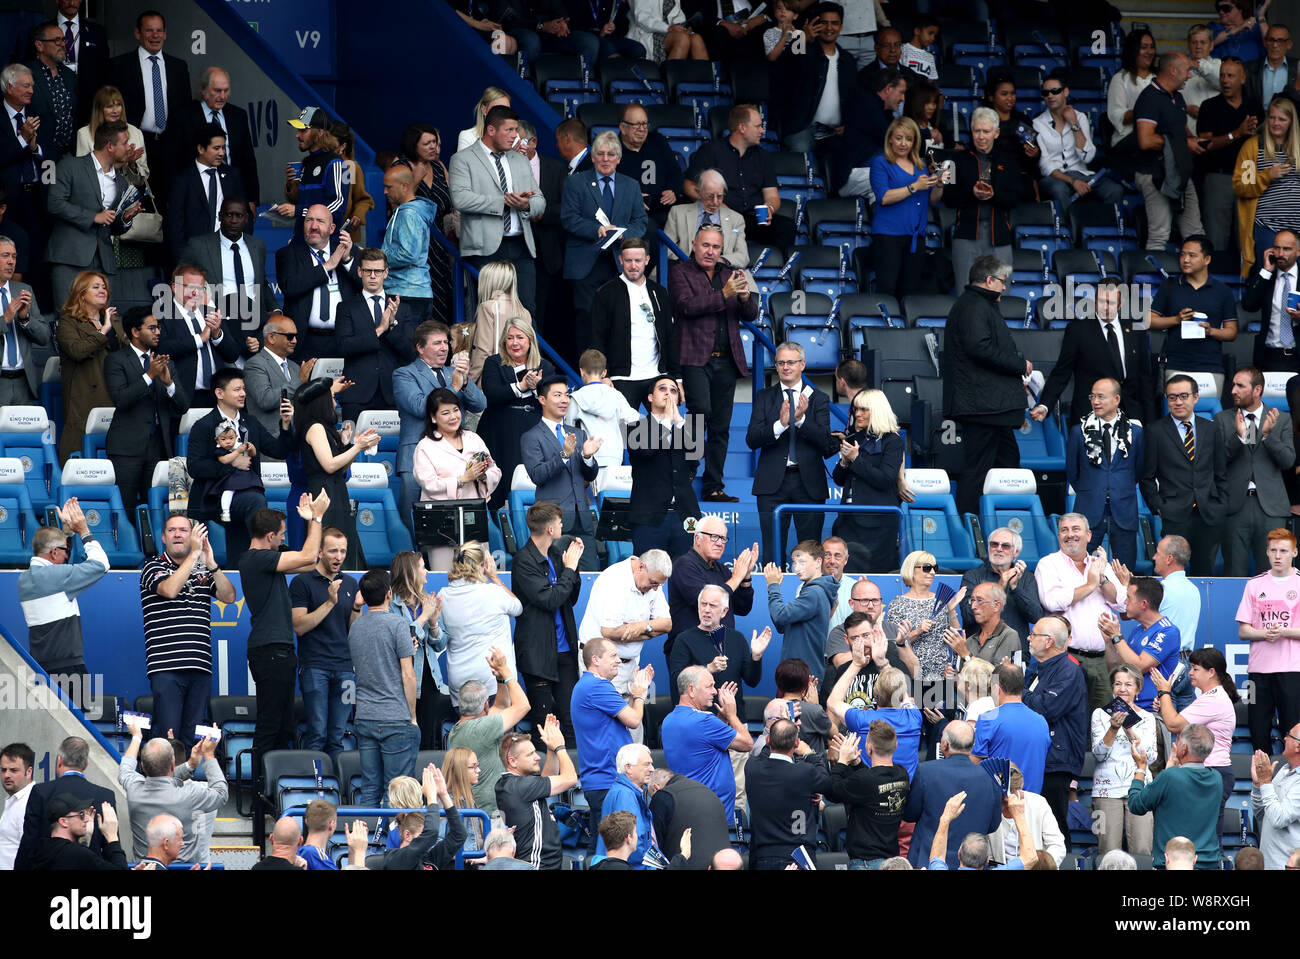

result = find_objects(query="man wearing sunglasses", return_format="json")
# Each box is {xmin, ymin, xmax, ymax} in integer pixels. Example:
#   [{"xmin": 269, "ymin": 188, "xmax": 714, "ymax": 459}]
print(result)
[
  {"xmin": 242, "ymin": 312, "xmax": 308, "ymax": 438},
  {"xmin": 17, "ymin": 497, "xmax": 108, "ymax": 708},
  {"xmin": 958, "ymin": 527, "xmax": 1044, "ymax": 661},
  {"xmin": 1032, "ymin": 69, "xmax": 1124, "ymax": 210}
]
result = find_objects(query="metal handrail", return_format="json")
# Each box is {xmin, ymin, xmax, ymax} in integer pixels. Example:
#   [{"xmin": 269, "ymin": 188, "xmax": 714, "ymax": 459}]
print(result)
[{"xmin": 771, "ymin": 503, "xmax": 904, "ymax": 566}]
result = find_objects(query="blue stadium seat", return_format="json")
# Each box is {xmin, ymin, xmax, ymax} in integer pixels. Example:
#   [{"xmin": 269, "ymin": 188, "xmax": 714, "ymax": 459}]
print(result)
[
  {"xmin": 506, "ymin": 464, "xmax": 536, "ymax": 549},
  {"xmin": 79, "ymin": 407, "xmax": 115, "ymax": 460},
  {"xmin": 1016, "ymin": 416, "xmax": 1066, "ymax": 471},
  {"xmin": 57, "ymin": 458, "xmax": 145, "ymax": 568},
  {"xmin": 261, "ymin": 461, "xmax": 291, "ymax": 516},
  {"xmin": 0, "ymin": 456, "xmax": 41, "ymax": 564},
  {"xmin": 211, "ymin": 695, "xmax": 257, "ymax": 781},
  {"xmin": 783, "ymin": 325, "xmax": 842, "ymax": 372},
  {"xmin": 1263, "ymin": 371, "xmax": 1291, "ymax": 411},
  {"xmin": 0, "ymin": 405, "xmax": 60, "ymax": 511},
  {"xmin": 175, "ymin": 407, "xmax": 213, "ymax": 459},
  {"xmin": 903, "ymin": 294, "xmax": 956, "ymax": 329},
  {"xmin": 845, "ymin": 294, "xmax": 904, "ymax": 341},
  {"xmin": 355, "ymin": 409, "xmax": 402, "ymax": 508},
  {"xmin": 40, "ymin": 356, "xmax": 63, "ymax": 444},
  {"xmin": 900, "ymin": 469, "xmax": 982, "ymax": 571},
  {"xmin": 347, "ymin": 462, "xmax": 415, "ymax": 567},
  {"xmin": 977, "ymin": 468, "xmax": 1057, "ymax": 566},
  {"xmin": 263, "ymin": 750, "xmax": 339, "ymax": 814}
]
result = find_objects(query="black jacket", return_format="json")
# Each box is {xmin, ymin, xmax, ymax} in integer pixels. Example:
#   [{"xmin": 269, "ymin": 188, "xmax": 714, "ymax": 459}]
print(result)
[
  {"xmin": 1242, "ymin": 265, "xmax": 1300, "ymax": 367},
  {"xmin": 943, "ymin": 147, "xmax": 1018, "ymax": 246},
  {"xmin": 107, "ymin": 49, "xmax": 192, "ymax": 133},
  {"xmin": 154, "ymin": 296, "xmax": 242, "ymax": 395},
  {"xmin": 589, "ymin": 276, "xmax": 677, "ymax": 379},
  {"xmin": 1139, "ymin": 414, "xmax": 1228, "ymax": 526},
  {"xmin": 1036, "ymin": 317, "xmax": 1158, "ymax": 426},
  {"xmin": 335, "ymin": 293, "xmax": 418, "ymax": 408},
  {"xmin": 836, "ymin": 94, "xmax": 891, "ymax": 191},
  {"xmin": 511, "ymin": 539, "xmax": 582, "ymax": 682},
  {"xmin": 628, "ymin": 414, "xmax": 700, "ymax": 526},
  {"xmin": 832, "ymin": 429, "xmax": 904, "ymax": 511},
  {"xmin": 15, "ymin": 773, "xmax": 117, "ymax": 870},
  {"xmin": 649, "ymin": 772, "xmax": 731, "ymax": 868},
  {"xmin": 782, "ymin": 43, "xmax": 861, "ymax": 136},
  {"xmin": 186, "ymin": 407, "xmax": 295, "ymax": 521},
  {"xmin": 29, "ymin": 836, "xmax": 127, "ymax": 870},
  {"xmin": 535, "ymin": 155, "xmax": 568, "ymax": 274},
  {"xmin": 370, "ymin": 805, "xmax": 466, "ymax": 870},
  {"xmin": 665, "ymin": 549, "xmax": 755, "ymax": 649},
  {"xmin": 167, "ymin": 101, "xmax": 261, "ymax": 205},
  {"xmin": 165, "ymin": 162, "xmax": 247, "ymax": 264},
  {"xmin": 1245, "ymin": 56, "xmax": 1300, "ymax": 114},
  {"xmin": 745, "ymin": 751, "xmax": 833, "ymax": 865},
  {"xmin": 103, "ymin": 347, "xmax": 190, "ymax": 458},
  {"xmin": 668, "ymin": 625, "xmax": 762, "ymax": 718},
  {"xmin": 746, "ymin": 385, "xmax": 836, "ymax": 499},
  {"xmin": 941, "ymin": 285, "xmax": 1029, "ymax": 423},
  {"xmin": 65, "ymin": 18, "xmax": 111, "ymax": 125},
  {"xmin": 274, "ymin": 239, "xmax": 362, "ymax": 361}
]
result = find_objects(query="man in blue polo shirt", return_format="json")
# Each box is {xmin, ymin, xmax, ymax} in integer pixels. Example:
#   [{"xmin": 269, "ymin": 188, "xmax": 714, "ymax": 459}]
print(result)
[
  {"xmin": 1097, "ymin": 576, "xmax": 1182, "ymax": 711},
  {"xmin": 289, "ymin": 527, "xmax": 361, "ymax": 764},
  {"xmin": 1146, "ymin": 235, "xmax": 1238, "ymax": 397},
  {"xmin": 571, "ymin": 638, "xmax": 654, "ymax": 854},
  {"xmin": 972, "ymin": 665, "xmax": 1052, "ymax": 794},
  {"xmin": 660, "ymin": 666, "xmax": 754, "ymax": 824}
]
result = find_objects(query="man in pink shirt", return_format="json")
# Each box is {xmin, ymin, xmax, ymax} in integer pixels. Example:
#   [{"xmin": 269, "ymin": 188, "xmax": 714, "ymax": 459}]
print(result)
[
  {"xmin": 1035, "ymin": 513, "xmax": 1125, "ymax": 713},
  {"xmin": 1235, "ymin": 528, "xmax": 1300, "ymax": 752}
]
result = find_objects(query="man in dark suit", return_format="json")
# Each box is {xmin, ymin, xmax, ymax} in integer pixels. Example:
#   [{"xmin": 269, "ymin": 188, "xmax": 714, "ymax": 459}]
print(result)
[
  {"xmin": 179, "ymin": 197, "xmax": 277, "ymax": 346},
  {"xmin": 1245, "ymin": 24, "xmax": 1300, "ymax": 110},
  {"xmin": 14, "ymin": 735, "xmax": 116, "ymax": 870},
  {"xmin": 747, "ymin": 342, "xmax": 836, "ymax": 565},
  {"xmin": 628, "ymin": 375, "xmax": 700, "ymax": 558},
  {"xmin": 155, "ymin": 262, "xmax": 240, "ymax": 410},
  {"xmin": 105, "ymin": 307, "xmax": 188, "ymax": 515},
  {"xmin": 1242, "ymin": 228, "xmax": 1300, "ymax": 374},
  {"xmin": 561, "ymin": 131, "xmax": 649, "ymax": 350},
  {"xmin": 521, "ymin": 376, "xmax": 601, "ymax": 571},
  {"xmin": 1065, "ymin": 378, "xmax": 1145, "ymax": 569},
  {"xmin": 1031, "ymin": 278, "xmax": 1158, "ymax": 428},
  {"xmin": 521, "ymin": 120, "xmax": 566, "ymax": 334},
  {"xmin": 107, "ymin": 10, "xmax": 192, "ymax": 210},
  {"xmin": 167, "ymin": 67, "xmax": 259, "ymax": 222},
  {"xmin": 1139, "ymin": 374, "xmax": 1228, "ymax": 575},
  {"xmin": 55, "ymin": 0, "xmax": 110, "ymax": 125},
  {"xmin": 335, "ymin": 247, "xmax": 417, "ymax": 423},
  {"xmin": 901, "ymin": 720, "xmax": 1002, "ymax": 868},
  {"xmin": 275, "ymin": 204, "xmax": 360, "ymax": 361},
  {"xmin": 186, "ymin": 367, "xmax": 295, "ymax": 562},
  {"xmin": 589, "ymin": 238, "xmax": 676, "ymax": 410},
  {"xmin": 0, "ymin": 234, "xmax": 48, "ymax": 406},
  {"xmin": 1215, "ymin": 366, "xmax": 1296, "ymax": 575},
  {"xmin": 512, "ymin": 500, "xmax": 584, "ymax": 748},
  {"xmin": 165, "ymin": 122, "xmax": 244, "ymax": 265},
  {"xmin": 0, "ymin": 63, "xmax": 57, "ymax": 268}
]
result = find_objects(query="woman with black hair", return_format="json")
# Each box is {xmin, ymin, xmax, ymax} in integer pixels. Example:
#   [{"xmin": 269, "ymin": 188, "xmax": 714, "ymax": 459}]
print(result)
[
  {"xmin": 1106, "ymin": 28, "xmax": 1157, "ymax": 148},
  {"xmin": 292, "ymin": 378, "xmax": 380, "ymax": 568},
  {"xmin": 983, "ymin": 73, "xmax": 1040, "ymax": 191},
  {"xmin": 400, "ymin": 123, "xmax": 454, "ymax": 326}
]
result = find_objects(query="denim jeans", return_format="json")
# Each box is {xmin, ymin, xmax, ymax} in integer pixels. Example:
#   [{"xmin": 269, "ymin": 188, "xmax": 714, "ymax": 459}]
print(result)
[
  {"xmin": 354, "ymin": 717, "xmax": 421, "ymax": 806},
  {"xmin": 849, "ymin": 857, "xmax": 886, "ymax": 870},
  {"xmin": 299, "ymin": 667, "xmax": 356, "ymax": 762},
  {"xmin": 150, "ymin": 670, "xmax": 211, "ymax": 745}
]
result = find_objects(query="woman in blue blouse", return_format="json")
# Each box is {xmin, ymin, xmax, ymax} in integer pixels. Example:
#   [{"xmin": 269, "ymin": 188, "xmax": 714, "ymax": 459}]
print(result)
[
  {"xmin": 1211, "ymin": 0, "xmax": 1267, "ymax": 63},
  {"xmin": 868, "ymin": 117, "xmax": 944, "ymax": 298}
]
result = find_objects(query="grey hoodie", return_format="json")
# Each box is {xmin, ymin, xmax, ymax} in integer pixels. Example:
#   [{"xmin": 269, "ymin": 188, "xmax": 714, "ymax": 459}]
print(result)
[{"xmin": 767, "ymin": 573, "xmax": 839, "ymax": 680}]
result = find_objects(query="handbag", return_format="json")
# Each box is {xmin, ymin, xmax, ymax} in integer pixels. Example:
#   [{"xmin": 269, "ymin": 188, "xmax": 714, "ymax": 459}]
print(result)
[{"xmin": 120, "ymin": 210, "xmax": 163, "ymax": 244}]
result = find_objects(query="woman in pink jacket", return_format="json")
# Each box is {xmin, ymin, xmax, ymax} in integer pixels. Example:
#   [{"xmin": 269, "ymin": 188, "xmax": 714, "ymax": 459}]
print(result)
[{"xmin": 412, "ymin": 388, "xmax": 502, "ymax": 570}]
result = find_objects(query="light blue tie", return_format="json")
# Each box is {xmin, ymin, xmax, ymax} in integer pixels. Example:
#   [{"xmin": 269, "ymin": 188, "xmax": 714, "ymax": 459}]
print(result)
[
  {"xmin": 556, "ymin": 423, "xmax": 566, "ymax": 450},
  {"xmin": 150, "ymin": 55, "xmax": 166, "ymax": 130},
  {"xmin": 1281, "ymin": 272, "xmax": 1295, "ymax": 349},
  {"xmin": 1, "ymin": 287, "xmax": 15, "ymax": 367}
]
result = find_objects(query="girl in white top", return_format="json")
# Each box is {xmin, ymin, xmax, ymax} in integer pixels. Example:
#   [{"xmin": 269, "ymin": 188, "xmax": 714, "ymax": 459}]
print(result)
[
  {"xmin": 437, "ymin": 541, "xmax": 522, "ymax": 707},
  {"xmin": 1090, "ymin": 664, "xmax": 1157, "ymax": 856},
  {"xmin": 456, "ymin": 87, "xmax": 510, "ymax": 153},
  {"xmin": 1106, "ymin": 29, "xmax": 1157, "ymax": 146}
]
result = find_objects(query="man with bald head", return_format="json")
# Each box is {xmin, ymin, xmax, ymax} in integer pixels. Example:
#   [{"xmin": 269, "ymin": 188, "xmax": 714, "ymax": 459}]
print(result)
[
  {"xmin": 137, "ymin": 814, "xmax": 185, "ymax": 869},
  {"xmin": 664, "ymin": 515, "xmax": 759, "ymax": 659},
  {"xmin": 251, "ymin": 816, "xmax": 307, "ymax": 869},
  {"xmin": 1065, "ymin": 377, "xmax": 1144, "ymax": 569},
  {"xmin": 901, "ymin": 719, "xmax": 1003, "ymax": 868},
  {"xmin": 275, "ymin": 202, "xmax": 360, "ymax": 361},
  {"xmin": 169, "ymin": 66, "xmax": 259, "ymax": 219},
  {"xmin": 118, "ymin": 716, "xmax": 228, "ymax": 864},
  {"xmin": 1133, "ymin": 51, "xmax": 1204, "ymax": 252},
  {"xmin": 379, "ymin": 164, "xmax": 436, "ymax": 327}
]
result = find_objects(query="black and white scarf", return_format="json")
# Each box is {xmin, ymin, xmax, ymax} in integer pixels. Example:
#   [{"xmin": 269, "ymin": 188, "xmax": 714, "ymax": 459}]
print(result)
[{"xmin": 1082, "ymin": 412, "xmax": 1132, "ymax": 467}]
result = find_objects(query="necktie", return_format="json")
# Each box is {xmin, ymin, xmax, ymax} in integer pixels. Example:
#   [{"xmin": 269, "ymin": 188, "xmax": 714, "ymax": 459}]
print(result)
[
  {"xmin": 1103, "ymin": 422, "xmax": 1112, "ymax": 461},
  {"xmin": 205, "ymin": 168, "xmax": 218, "ymax": 228},
  {"xmin": 785, "ymin": 388, "xmax": 798, "ymax": 465},
  {"xmin": 1182, "ymin": 420, "xmax": 1195, "ymax": 461},
  {"xmin": 600, "ymin": 176, "xmax": 614, "ymax": 216},
  {"xmin": 556, "ymin": 423, "xmax": 567, "ymax": 453},
  {"xmin": 1280, "ymin": 272, "xmax": 1295, "ymax": 349},
  {"xmin": 1246, "ymin": 411, "xmax": 1258, "ymax": 444},
  {"xmin": 1105, "ymin": 322, "xmax": 1123, "ymax": 375},
  {"xmin": 187, "ymin": 310, "xmax": 213, "ymax": 387},
  {"xmin": 209, "ymin": 109, "xmax": 227, "ymax": 155},
  {"xmin": 150, "ymin": 55, "xmax": 166, "ymax": 130},
  {"xmin": 371, "ymin": 295, "xmax": 384, "ymax": 329},
  {"xmin": 14, "ymin": 112, "xmax": 34, "ymax": 184},
  {"xmin": 141, "ymin": 350, "xmax": 150, "ymax": 372},
  {"xmin": 1, "ymin": 287, "xmax": 14, "ymax": 367},
  {"xmin": 313, "ymin": 248, "xmax": 332, "ymax": 325},
  {"xmin": 436, "ymin": 368, "xmax": 446, "ymax": 390},
  {"xmin": 281, "ymin": 359, "xmax": 292, "ymax": 382},
  {"xmin": 491, "ymin": 152, "xmax": 510, "ymax": 228},
  {"xmin": 230, "ymin": 241, "xmax": 251, "ymax": 321},
  {"xmin": 64, "ymin": 20, "xmax": 75, "ymax": 63}
]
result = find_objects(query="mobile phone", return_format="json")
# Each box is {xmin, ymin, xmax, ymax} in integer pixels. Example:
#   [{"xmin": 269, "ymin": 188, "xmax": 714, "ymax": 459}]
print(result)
[
  {"xmin": 281, "ymin": 388, "xmax": 289, "ymax": 403},
  {"xmin": 516, "ymin": 366, "xmax": 528, "ymax": 384},
  {"xmin": 786, "ymin": 701, "xmax": 797, "ymax": 720}
]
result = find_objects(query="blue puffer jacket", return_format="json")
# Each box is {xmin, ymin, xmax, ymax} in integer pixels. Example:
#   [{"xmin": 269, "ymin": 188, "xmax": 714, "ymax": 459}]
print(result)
[{"xmin": 594, "ymin": 772, "xmax": 655, "ymax": 868}]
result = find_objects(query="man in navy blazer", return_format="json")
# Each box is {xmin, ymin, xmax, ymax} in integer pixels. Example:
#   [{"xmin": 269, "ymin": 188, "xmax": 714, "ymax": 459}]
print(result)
[
  {"xmin": 746, "ymin": 342, "xmax": 837, "ymax": 565},
  {"xmin": 14, "ymin": 735, "xmax": 117, "ymax": 870},
  {"xmin": 274, "ymin": 205, "xmax": 361, "ymax": 361},
  {"xmin": 521, "ymin": 376, "xmax": 601, "ymax": 571},
  {"xmin": 166, "ymin": 122, "xmax": 244, "ymax": 265},
  {"xmin": 1065, "ymin": 377, "xmax": 1144, "ymax": 569},
  {"xmin": 902, "ymin": 720, "xmax": 1003, "ymax": 868},
  {"xmin": 561, "ymin": 131, "xmax": 649, "ymax": 350},
  {"xmin": 393, "ymin": 321, "xmax": 487, "ymax": 525},
  {"xmin": 334, "ymin": 247, "xmax": 418, "ymax": 423}
]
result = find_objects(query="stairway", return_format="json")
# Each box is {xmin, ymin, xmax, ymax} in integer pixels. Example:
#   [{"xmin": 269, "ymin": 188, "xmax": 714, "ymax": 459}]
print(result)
[{"xmin": 1122, "ymin": 0, "xmax": 1223, "ymax": 51}]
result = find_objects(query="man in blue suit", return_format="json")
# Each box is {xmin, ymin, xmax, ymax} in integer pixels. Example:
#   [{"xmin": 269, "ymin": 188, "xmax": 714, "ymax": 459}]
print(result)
[
  {"xmin": 393, "ymin": 321, "xmax": 487, "ymax": 526},
  {"xmin": 521, "ymin": 376, "xmax": 601, "ymax": 571},
  {"xmin": 165, "ymin": 122, "xmax": 244, "ymax": 265},
  {"xmin": 901, "ymin": 720, "xmax": 1003, "ymax": 868},
  {"xmin": 1065, "ymin": 377, "xmax": 1144, "ymax": 570},
  {"xmin": 562, "ymin": 130, "xmax": 649, "ymax": 353}
]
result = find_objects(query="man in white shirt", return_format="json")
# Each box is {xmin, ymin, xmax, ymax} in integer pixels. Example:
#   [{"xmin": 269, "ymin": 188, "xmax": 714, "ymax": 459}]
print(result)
[
  {"xmin": 0, "ymin": 235, "xmax": 48, "ymax": 407},
  {"xmin": 0, "ymin": 743, "xmax": 34, "ymax": 870},
  {"xmin": 782, "ymin": 3, "xmax": 853, "ymax": 154},
  {"xmin": 156, "ymin": 262, "xmax": 240, "ymax": 409},
  {"xmin": 1034, "ymin": 70, "xmax": 1125, "ymax": 209},
  {"xmin": 1183, "ymin": 25, "xmax": 1222, "ymax": 126},
  {"xmin": 1242, "ymin": 228, "xmax": 1300, "ymax": 374},
  {"xmin": 590, "ymin": 238, "xmax": 678, "ymax": 409},
  {"xmin": 1250, "ymin": 724, "xmax": 1300, "ymax": 869}
]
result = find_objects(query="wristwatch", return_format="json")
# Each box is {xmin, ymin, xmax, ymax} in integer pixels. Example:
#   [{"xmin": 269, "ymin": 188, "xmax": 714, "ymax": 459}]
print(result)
[
  {"xmin": 1109, "ymin": 634, "xmax": 1121, "ymax": 646},
  {"xmin": 1228, "ymin": 132, "xmax": 1235, "ymax": 141},
  {"xmin": 643, "ymin": 623, "xmax": 653, "ymax": 637},
  {"xmin": 1069, "ymin": 123, "xmax": 1081, "ymax": 132}
]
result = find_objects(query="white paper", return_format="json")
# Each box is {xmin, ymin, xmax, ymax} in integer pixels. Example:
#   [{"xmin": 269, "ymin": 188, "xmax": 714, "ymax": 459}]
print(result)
[
  {"xmin": 1180, "ymin": 320, "xmax": 1207, "ymax": 340},
  {"xmin": 595, "ymin": 208, "xmax": 611, "ymax": 227},
  {"xmin": 195, "ymin": 724, "xmax": 223, "ymax": 742},
  {"xmin": 123, "ymin": 711, "xmax": 151, "ymax": 730},
  {"xmin": 600, "ymin": 226, "xmax": 627, "ymax": 250}
]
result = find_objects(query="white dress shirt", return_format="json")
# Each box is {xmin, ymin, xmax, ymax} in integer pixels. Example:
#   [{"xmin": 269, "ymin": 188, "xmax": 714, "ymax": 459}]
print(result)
[
  {"xmin": 58, "ymin": 13, "xmax": 80, "ymax": 73},
  {"xmin": 307, "ymin": 243, "xmax": 342, "ymax": 329},
  {"xmin": 130, "ymin": 342, "xmax": 177, "ymax": 396},
  {"xmin": 175, "ymin": 302, "xmax": 220, "ymax": 391},
  {"xmin": 4, "ymin": 100, "xmax": 41, "ymax": 154},
  {"xmin": 0, "ymin": 280, "xmax": 24, "ymax": 373},
  {"xmin": 1262, "ymin": 263, "xmax": 1299, "ymax": 347},
  {"xmin": 542, "ymin": 414, "xmax": 597, "ymax": 468},
  {"xmin": 577, "ymin": 556, "xmax": 670, "ymax": 692},
  {"xmin": 772, "ymin": 382, "xmax": 812, "ymax": 447},
  {"xmin": 0, "ymin": 781, "xmax": 33, "ymax": 870},
  {"xmin": 1033, "ymin": 109, "xmax": 1098, "ymax": 178},
  {"xmin": 93, "ymin": 153, "xmax": 116, "ymax": 210},
  {"xmin": 137, "ymin": 46, "xmax": 169, "ymax": 134},
  {"xmin": 1097, "ymin": 316, "xmax": 1126, "ymax": 377},
  {"xmin": 196, "ymin": 159, "xmax": 223, "ymax": 231},
  {"xmin": 480, "ymin": 140, "xmax": 521, "ymax": 236}
]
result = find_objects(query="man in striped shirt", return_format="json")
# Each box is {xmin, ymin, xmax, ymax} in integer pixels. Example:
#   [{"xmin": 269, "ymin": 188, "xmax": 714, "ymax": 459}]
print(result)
[{"xmin": 139, "ymin": 514, "xmax": 234, "ymax": 744}]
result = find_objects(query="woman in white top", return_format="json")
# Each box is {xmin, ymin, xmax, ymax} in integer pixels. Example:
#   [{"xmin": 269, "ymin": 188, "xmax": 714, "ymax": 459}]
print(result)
[
  {"xmin": 75, "ymin": 85, "xmax": 150, "ymax": 191},
  {"xmin": 1090, "ymin": 664, "xmax": 1157, "ymax": 856},
  {"xmin": 1106, "ymin": 29, "xmax": 1157, "ymax": 147},
  {"xmin": 629, "ymin": 0, "xmax": 708, "ymax": 61},
  {"xmin": 438, "ymin": 541, "xmax": 523, "ymax": 707},
  {"xmin": 457, "ymin": 87, "xmax": 511, "ymax": 153}
]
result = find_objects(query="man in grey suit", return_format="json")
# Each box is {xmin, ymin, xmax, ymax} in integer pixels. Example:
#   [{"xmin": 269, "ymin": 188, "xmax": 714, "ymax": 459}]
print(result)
[
  {"xmin": 448, "ymin": 105, "xmax": 545, "ymax": 316},
  {"xmin": 0, "ymin": 234, "xmax": 49, "ymax": 406},
  {"xmin": 1215, "ymin": 366, "xmax": 1296, "ymax": 576},
  {"xmin": 393, "ymin": 320, "xmax": 487, "ymax": 526},
  {"xmin": 45, "ymin": 120, "xmax": 141, "ymax": 310},
  {"xmin": 521, "ymin": 376, "xmax": 600, "ymax": 571},
  {"xmin": 242, "ymin": 312, "xmax": 308, "ymax": 444},
  {"xmin": 664, "ymin": 169, "xmax": 750, "ymax": 268},
  {"xmin": 179, "ymin": 197, "xmax": 277, "ymax": 350}
]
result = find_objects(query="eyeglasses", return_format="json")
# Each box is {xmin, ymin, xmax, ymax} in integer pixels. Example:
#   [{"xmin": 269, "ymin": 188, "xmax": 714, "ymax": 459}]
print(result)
[
  {"xmin": 359, "ymin": 267, "xmax": 386, "ymax": 276},
  {"xmin": 775, "ymin": 359, "xmax": 801, "ymax": 366},
  {"xmin": 851, "ymin": 595, "xmax": 883, "ymax": 604},
  {"xmin": 916, "ymin": 563, "xmax": 938, "ymax": 573},
  {"xmin": 1041, "ymin": 86, "xmax": 1064, "ymax": 96},
  {"xmin": 270, "ymin": 331, "xmax": 298, "ymax": 340},
  {"xmin": 1165, "ymin": 391, "xmax": 1194, "ymax": 402},
  {"xmin": 1216, "ymin": 3, "xmax": 1234, "ymax": 11},
  {"xmin": 700, "ymin": 532, "xmax": 727, "ymax": 545},
  {"xmin": 1028, "ymin": 631, "xmax": 1054, "ymax": 640},
  {"xmin": 1087, "ymin": 392, "xmax": 1116, "ymax": 401},
  {"xmin": 988, "ymin": 540, "xmax": 1015, "ymax": 550},
  {"xmin": 620, "ymin": 120, "xmax": 649, "ymax": 128},
  {"xmin": 1286, "ymin": 733, "xmax": 1300, "ymax": 745},
  {"xmin": 1266, "ymin": 35, "xmax": 1291, "ymax": 43},
  {"xmin": 971, "ymin": 597, "xmax": 1000, "ymax": 606}
]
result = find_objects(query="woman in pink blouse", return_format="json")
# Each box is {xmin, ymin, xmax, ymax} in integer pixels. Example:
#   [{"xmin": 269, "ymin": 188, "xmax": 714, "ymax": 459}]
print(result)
[
  {"xmin": 1149, "ymin": 646, "xmax": 1241, "ymax": 833},
  {"xmin": 412, "ymin": 387, "xmax": 502, "ymax": 570}
]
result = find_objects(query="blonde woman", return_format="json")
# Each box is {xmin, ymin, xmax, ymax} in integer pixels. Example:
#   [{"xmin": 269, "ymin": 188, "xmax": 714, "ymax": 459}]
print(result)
[
  {"xmin": 56, "ymin": 271, "xmax": 120, "ymax": 462},
  {"xmin": 870, "ymin": 117, "xmax": 943, "ymax": 299},
  {"xmin": 468, "ymin": 260, "xmax": 534, "ymax": 384},
  {"xmin": 832, "ymin": 389, "xmax": 903, "ymax": 573},
  {"xmin": 437, "ymin": 541, "xmax": 522, "ymax": 705},
  {"xmin": 476, "ymin": 321, "xmax": 555, "ymax": 511},
  {"xmin": 441, "ymin": 747, "xmax": 487, "ymax": 850},
  {"xmin": 1233, "ymin": 95, "xmax": 1300, "ymax": 274},
  {"xmin": 457, "ymin": 87, "xmax": 511, "ymax": 152},
  {"xmin": 957, "ymin": 657, "xmax": 996, "ymax": 723},
  {"xmin": 75, "ymin": 86, "xmax": 149, "ymax": 185},
  {"xmin": 383, "ymin": 775, "xmax": 424, "ymax": 850}
]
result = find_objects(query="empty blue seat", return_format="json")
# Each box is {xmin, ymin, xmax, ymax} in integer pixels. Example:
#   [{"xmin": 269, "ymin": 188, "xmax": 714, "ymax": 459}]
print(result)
[
  {"xmin": 977, "ymin": 468, "xmax": 1057, "ymax": 566},
  {"xmin": 346, "ymin": 462, "xmax": 415, "ymax": 567},
  {"xmin": 901, "ymin": 469, "xmax": 982, "ymax": 570},
  {"xmin": 1016, "ymin": 416, "xmax": 1066, "ymax": 471},
  {"xmin": 356, "ymin": 409, "xmax": 403, "ymax": 508},
  {"xmin": 0, "ymin": 456, "xmax": 41, "ymax": 564},
  {"xmin": 0, "ymin": 405, "xmax": 60, "ymax": 511},
  {"xmin": 175, "ymin": 407, "xmax": 214, "ymax": 459},
  {"xmin": 783, "ymin": 325, "xmax": 841, "ymax": 371},
  {"xmin": 79, "ymin": 407, "xmax": 115, "ymax": 460},
  {"xmin": 57, "ymin": 458, "xmax": 145, "ymax": 568},
  {"xmin": 506, "ymin": 464, "xmax": 536, "ymax": 549}
]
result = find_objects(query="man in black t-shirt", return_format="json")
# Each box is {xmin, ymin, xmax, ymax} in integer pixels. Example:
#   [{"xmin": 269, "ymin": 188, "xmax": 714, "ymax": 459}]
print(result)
[
  {"xmin": 237, "ymin": 493, "xmax": 330, "ymax": 786},
  {"xmin": 828, "ymin": 721, "xmax": 909, "ymax": 868},
  {"xmin": 825, "ymin": 609, "xmax": 914, "ymax": 711},
  {"xmin": 1195, "ymin": 57, "xmax": 1261, "ymax": 254},
  {"xmin": 494, "ymin": 718, "xmax": 578, "ymax": 870},
  {"xmin": 1134, "ymin": 52, "xmax": 1204, "ymax": 252}
]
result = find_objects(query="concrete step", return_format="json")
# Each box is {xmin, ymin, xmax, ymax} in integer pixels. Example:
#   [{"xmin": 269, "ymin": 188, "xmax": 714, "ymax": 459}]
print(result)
[{"xmin": 1122, "ymin": 0, "xmax": 1221, "ymax": 50}]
